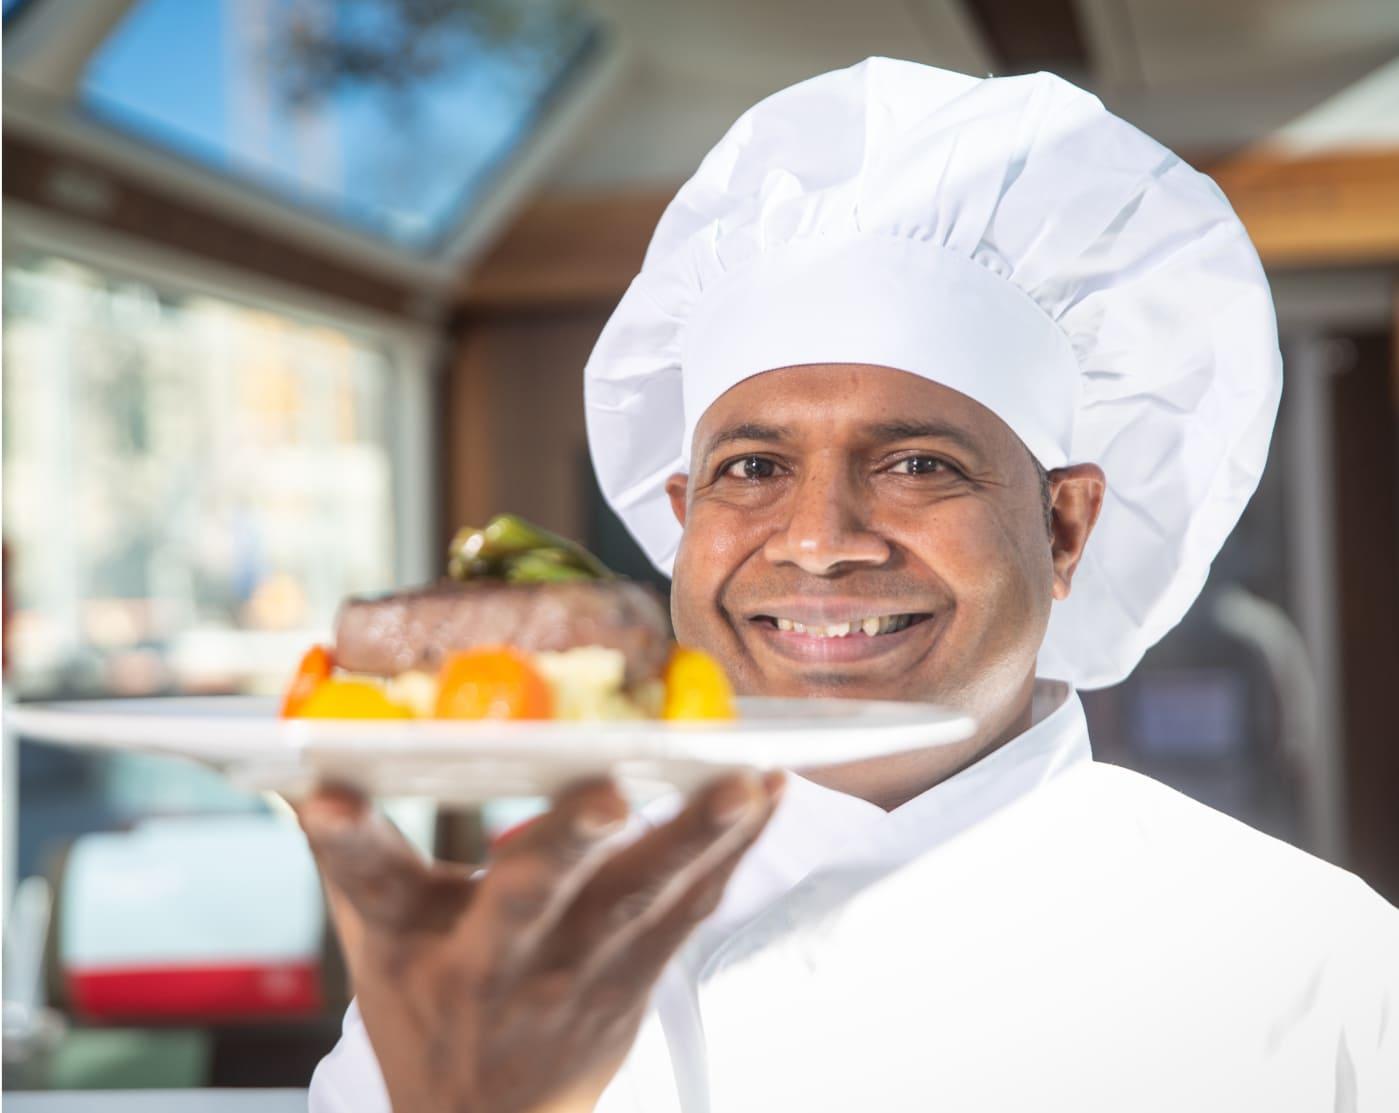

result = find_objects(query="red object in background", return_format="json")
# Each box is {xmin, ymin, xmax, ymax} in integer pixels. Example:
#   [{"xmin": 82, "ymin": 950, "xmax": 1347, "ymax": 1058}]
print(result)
[{"xmin": 68, "ymin": 960, "xmax": 322, "ymax": 1021}]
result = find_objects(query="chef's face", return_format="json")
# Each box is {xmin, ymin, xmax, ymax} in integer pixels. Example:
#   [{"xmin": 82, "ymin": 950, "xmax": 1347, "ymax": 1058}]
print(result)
[{"xmin": 664, "ymin": 364, "xmax": 1103, "ymax": 734}]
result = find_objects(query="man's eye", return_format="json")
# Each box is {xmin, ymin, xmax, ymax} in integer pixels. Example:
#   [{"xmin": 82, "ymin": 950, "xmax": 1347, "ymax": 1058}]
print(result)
[
  {"xmin": 891, "ymin": 455, "xmax": 955, "ymax": 476},
  {"xmin": 721, "ymin": 456, "xmax": 777, "ymax": 480}
]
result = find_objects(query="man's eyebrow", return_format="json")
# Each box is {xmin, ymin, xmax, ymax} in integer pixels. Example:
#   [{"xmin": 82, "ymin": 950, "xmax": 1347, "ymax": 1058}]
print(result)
[
  {"xmin": 861, "ymin": 420, "xmax": 982, "ymax": 455},
  {"xmin": 700, "ymin": 422, "xmax": 792, "ymax": 462},
  {"xmin": 700, "ymin": 419, "xmax": 986, "ymax": 464}
]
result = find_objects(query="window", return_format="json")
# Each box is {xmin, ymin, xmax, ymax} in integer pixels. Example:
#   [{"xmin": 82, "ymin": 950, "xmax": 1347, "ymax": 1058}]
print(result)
[
  {"xmin": 2, "ymin": 251, "xmax": 419, "ymax": 1077},
  {"xmin": 2, "ymin": 250, "xmax": 398, "ymax": 699}
]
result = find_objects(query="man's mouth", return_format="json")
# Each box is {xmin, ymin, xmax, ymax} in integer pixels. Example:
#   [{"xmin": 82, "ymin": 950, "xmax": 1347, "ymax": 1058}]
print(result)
[
  {"xmin": 752, "ymin": 612, "xmax": 930, "ymax": 637},
  {"xmin": 745, "ymin": 610, "xmax": 936, "ymax": 663}
]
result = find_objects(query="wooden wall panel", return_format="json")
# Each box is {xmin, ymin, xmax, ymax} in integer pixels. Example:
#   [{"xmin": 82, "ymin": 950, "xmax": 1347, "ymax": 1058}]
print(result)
[
  {"xmin": 1331, "ymin": 332, "xmax": 1399, "ymax": 904},
  {"xmin": 442, "ymin": 309, "xmax": 613, "ymax": 543},
  {"xmin": 447, "ymin": 193, "xmax": 668, "ymax": 545}
]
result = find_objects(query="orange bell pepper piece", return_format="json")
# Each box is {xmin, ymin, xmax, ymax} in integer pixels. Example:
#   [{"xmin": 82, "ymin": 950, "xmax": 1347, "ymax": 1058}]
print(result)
[
  {"xmin": 280, "ymin": 644, "xmax": 334, "ymax": 718},
  {"xmin": 435, "ymin": 647, "xmax": 554, "ymax": 720}
]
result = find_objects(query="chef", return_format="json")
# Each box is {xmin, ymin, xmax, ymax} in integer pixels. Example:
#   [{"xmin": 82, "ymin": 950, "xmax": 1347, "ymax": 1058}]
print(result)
[{"xmin": 304, "ymin": 58, "xmax": 1399, "ymax": 1112}]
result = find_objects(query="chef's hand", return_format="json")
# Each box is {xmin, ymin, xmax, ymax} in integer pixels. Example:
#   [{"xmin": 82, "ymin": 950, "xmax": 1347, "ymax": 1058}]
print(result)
[{"xmin": 296, "ymin": 770, "xmax": 783, "ymax": 1113}]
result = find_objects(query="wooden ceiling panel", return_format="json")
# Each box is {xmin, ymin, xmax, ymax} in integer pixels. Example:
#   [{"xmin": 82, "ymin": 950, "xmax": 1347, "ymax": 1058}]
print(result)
[
  {"xmin": 962, "ymin": 0, "xmax": 1090, "ymax": 74},
  {"xmin": 459, "ymin": 190, "xmax": 672, "ymax": 309},
  {"xmin": 1212, "ymin": 148, "xmax": 1399, "ymax": 267},
  {"xmin": 1118, "ymin": 0, "xmax": 1399, "ymax": 88},
  {"xmin": 3, "ymin": 131, "xmax": 426, "ymax": 319}
]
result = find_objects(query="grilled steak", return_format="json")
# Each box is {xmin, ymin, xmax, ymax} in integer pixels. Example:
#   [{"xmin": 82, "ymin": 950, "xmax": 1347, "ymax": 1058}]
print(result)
[{"xmin": 334, "ymin": 579, "xmax": 672, "ymax": 686}]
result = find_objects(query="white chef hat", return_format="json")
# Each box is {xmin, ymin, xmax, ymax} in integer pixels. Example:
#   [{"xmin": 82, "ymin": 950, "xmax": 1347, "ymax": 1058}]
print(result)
[{"xmin": 583, "ymin": 57, "xmax": 1281, "ymax": 689}]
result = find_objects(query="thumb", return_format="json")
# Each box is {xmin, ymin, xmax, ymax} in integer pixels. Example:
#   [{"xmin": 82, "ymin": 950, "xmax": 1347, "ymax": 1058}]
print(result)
[{"xmin": 297, "ymin": 785, "xmax": 473, "ymax": 935}]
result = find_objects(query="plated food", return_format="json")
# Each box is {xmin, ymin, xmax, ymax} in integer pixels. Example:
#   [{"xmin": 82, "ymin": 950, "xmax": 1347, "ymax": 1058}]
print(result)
[
  {"xmin": 281, "ymin": 514, "xmax": 735, "ymax": 723},
  {"xmin": 10, "ymin": 513, "xmax": 970, "ymax": 800}
]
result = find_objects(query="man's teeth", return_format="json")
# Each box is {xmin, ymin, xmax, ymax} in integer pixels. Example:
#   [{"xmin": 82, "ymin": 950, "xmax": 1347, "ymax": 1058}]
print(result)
[{"xmin": 773, "ymin": 614, "xmax": 917, "ymax": 637}]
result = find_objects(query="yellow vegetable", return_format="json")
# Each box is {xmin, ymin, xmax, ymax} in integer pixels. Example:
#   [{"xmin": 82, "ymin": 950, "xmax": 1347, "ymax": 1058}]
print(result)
[
  {"xmin": 662, "ymin": 646, "xmax": 737, "ymax": 720},
  {"xmin": 292, "ymin": 679, "xmax": 414, "ymax": 720}
]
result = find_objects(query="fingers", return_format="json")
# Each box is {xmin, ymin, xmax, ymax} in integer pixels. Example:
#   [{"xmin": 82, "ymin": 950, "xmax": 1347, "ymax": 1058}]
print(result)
[
  {"xmin": 297, "ymin": 783, "xmax": 473, "ymax": 936},
  {"xmin": 299, "ymin": 767, "xmax": 782, "ymax": 1006},
  {"xmin": 595, "ymin": 787, "xmax": 775, "ymax": 987},
  {"xmin": 470, "ymin": 777, "xmax": 630, "ymax": 964},
  {"xmin": 565, "ymin": 770, "xmax": 785, "ymax": 983}
]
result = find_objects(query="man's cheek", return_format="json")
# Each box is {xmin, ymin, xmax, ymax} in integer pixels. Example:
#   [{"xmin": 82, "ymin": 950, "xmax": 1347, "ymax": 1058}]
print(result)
[
  {"xmin": 691, "ymin": 504, "xmax": 767, "ymax": 563},
  {"xmin": 910, "ymin": 515, "xmax": 1003, "ymax": 587},
  {"xmin": 671, "ymin": 524, "xmax": 744, "ymax": 638},
  {"xmin": 916, "ymin": 518, "xmax": 1036, "ymax": 636},
  {"xmin": 668, "ymin": 559, "xmax": 709, "ymax": 646}
]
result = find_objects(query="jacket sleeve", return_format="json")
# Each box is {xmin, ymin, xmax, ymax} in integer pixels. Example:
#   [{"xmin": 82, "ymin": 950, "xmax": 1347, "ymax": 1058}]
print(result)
[{"xmin": 308, "ymin": 999, "xmax": 392, "ymax": 1113}]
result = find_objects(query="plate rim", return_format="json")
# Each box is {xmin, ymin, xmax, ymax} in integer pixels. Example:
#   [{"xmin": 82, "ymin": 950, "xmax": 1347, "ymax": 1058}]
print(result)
[{"xmin": 4, "ymin": 694, "xmax": 978, "ymax": 797}]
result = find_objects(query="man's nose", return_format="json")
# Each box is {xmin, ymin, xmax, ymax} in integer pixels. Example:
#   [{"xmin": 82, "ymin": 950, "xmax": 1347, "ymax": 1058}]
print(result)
[{"xmin": 762, "ymin": 470, "xmax": 891, "ymax": 575}]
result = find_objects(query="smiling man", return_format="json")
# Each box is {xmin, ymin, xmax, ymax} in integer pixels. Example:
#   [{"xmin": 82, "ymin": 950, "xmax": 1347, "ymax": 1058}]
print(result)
[
  {"xmin": 306, "ymin": 59, "xmax": 1398, "ymax": 1112},
  {"xmin": 661, "ymin": 365, "xmax": 1103, "ymax": 809}
]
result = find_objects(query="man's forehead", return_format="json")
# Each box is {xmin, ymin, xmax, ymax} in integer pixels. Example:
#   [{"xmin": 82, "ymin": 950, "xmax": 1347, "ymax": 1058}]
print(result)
[{"xmin": 695, "ymin": 363, "xmax": 1011, "ymax": 459}]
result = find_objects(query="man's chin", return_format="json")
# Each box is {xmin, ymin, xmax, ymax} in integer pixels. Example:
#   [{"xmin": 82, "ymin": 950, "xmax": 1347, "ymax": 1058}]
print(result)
[{"xmin": 739, "ymin": 665, "xmax": 949, "ymax": 704}]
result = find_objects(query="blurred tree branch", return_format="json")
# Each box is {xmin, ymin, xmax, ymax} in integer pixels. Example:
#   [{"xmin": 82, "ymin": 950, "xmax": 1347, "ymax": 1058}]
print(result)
[{"xmin": 273, "ymin": 0, "xmax": 578, "ymax": 106}]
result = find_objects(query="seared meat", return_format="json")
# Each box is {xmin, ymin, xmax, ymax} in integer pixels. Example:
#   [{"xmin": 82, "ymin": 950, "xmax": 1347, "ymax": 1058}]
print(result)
[{"xmin": 334, "ymin": 580, "xmax": 672, "ymax": 686}]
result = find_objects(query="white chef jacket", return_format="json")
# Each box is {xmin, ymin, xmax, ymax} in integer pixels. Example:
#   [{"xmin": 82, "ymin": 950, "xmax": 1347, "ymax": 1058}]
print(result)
[{"xmin": 309, "ymin": 682, "xmax": 1399, "ymax": 1111}]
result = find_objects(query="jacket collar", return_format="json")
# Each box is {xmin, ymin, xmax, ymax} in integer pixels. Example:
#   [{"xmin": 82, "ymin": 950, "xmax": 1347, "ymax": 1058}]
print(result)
[{"xmin": 710, "ymin": 680, "xmax": 1092, "ymax": 930}]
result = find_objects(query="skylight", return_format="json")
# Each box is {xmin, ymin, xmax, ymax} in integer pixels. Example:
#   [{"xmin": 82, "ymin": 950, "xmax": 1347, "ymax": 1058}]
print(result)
[{"xmin": 50, "ymin": 0, "xmax": 600, "ymax": 252}]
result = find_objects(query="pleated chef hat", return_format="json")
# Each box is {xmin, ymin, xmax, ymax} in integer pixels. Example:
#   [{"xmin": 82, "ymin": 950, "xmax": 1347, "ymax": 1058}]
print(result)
[{"xmin": 583, "ymin": 57, "xmax": 1282, "ymax": 689}]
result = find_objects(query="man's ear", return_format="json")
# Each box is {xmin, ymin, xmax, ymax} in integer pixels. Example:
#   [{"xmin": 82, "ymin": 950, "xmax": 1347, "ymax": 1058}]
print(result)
[
  {"xmin": 1047, "ymin": 463, "xmax": 1106, "ymax": 601},
  {"xmin": 664, "ymin": 472, "xmax": 689, "ymax": 527}
]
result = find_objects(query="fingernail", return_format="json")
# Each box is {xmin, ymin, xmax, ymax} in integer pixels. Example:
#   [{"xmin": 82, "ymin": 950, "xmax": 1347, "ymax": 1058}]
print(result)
[
  {"xmin": 574, "ymin": 809, "xmax": 626, "ymax": 839},
  {"xmin": 709, "ymin": 775, "xmax": 759, "ymax": 826},
  {"xmin": 761, "ymin": 769, "xmax": 787, "ymax": 805},
  {"xmin": 299, "ymin": 800, "xmax": 355, "ymax": 836}
]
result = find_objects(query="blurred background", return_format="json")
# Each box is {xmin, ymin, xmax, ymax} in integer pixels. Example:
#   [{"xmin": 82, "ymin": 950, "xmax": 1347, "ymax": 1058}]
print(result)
[{"xmin": 2, "ymin": 0, "xmax": 1396, "ymax": 1103}]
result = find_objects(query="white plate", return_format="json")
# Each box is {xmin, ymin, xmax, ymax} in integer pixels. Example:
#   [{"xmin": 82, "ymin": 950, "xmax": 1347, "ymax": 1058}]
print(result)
[{"xmin": 5, "ymin": 696, "xmax": 975, "ymax": 804}]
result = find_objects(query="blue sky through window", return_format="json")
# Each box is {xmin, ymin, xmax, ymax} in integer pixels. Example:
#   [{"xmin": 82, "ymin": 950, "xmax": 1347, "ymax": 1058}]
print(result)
[{"xmin": 70, "ymin": 0, "xmax": 598, "ymax": 250}]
